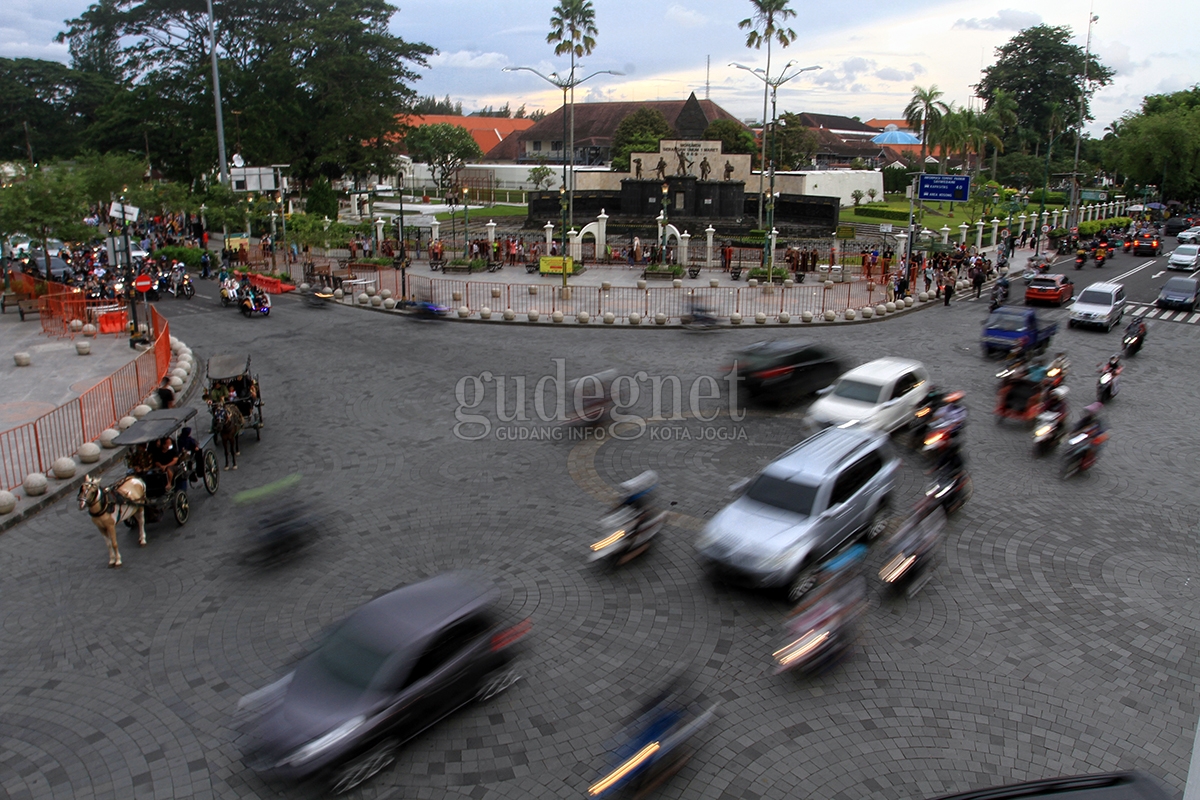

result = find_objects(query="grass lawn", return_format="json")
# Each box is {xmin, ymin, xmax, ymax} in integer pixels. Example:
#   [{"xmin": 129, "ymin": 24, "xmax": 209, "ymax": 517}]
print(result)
[
  {"xmin": 435, "ymin": 204, "xmax": 528, "ymax": 223},
  {"xmin": 842, "ymin": 200, "xmax": 1068, "ymax": 225}
]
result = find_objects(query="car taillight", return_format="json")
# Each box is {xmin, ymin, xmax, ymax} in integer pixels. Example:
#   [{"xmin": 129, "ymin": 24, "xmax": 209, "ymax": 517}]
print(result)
[
  {"xmin": 491, "ymin": 618, "xmax": 532, "ymax": 651},
  {"xmin": 752, "ymin": 366, "xmax": 793, "ymax": 380}
]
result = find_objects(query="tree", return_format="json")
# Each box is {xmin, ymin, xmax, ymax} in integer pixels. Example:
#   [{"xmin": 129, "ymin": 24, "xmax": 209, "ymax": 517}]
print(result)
[
  {"xmin": 413, "ymin": 95, "xmax": 463, "ymax": 115},
  {"xmin": 904, "ymin": 85, "xmax": 948, "ymax": 172},
  {"xmin": 0, "ymin": 164, "xmax": 90, "ymax": 273},
  {"xmin": 0, "ymin": 57, "xmax": 120, "ymax": 164},
  {"xmin": 850, "ymin": 189, "xmax": 864, "ymax": 207},
  {"xmin": 977, "ymin": 24, "xmax": 1114, "ymax": 152},
  {"xmin": 703, "ymin": 119, "xmax": 757, "ymax": 158},
  {"xmin": 773, "ymin": 114, "xmax": 819, "ymax": 170},
  {"xmin": 610, "ymin": 108, "xmax": 673, "ymax": 172},
  {"xmin": 305, "ymin": 176, "xmax": 338, "ymax": 219},
  {"xmin": 739, "ymin": 0, "xmax": 797, "ymax": 220},
  {"xmin": 405, "ymin": 124, "xmax": 483, "ymax": 190},
  {"xmin": 984, "ymin": 89, "xmax": 1018, "ymax": 179},
  {"xmin": 867, "ymin": 188, "xmax": 877, "ymax": 202},
  {"xmin": 528, "ymin": 158, "xmax": 556, "ymax": 190},
  {"xmin": 59, "ymin": 0, "xmax": 434, "ymax": 183},
  {"xmin": 1104, "ymin": 100, "xmax": 1200, "ymax": 201}
]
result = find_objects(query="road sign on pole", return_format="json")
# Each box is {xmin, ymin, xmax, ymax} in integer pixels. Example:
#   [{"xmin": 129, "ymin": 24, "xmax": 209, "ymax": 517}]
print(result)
[
  {"xmin": 1042, "ymin": 225, "xmax": 1051, "ymax": 234},
  {"xmin": 917, "ymin": 174, "xmax": 972, "ymax": 202},
  {"xmin": 133, "ymin": 275, "xmax": 153, "ymax": 293},
  {"xmin": 108, "ymin": 202, "xmax": 140, "ymax": 222}
]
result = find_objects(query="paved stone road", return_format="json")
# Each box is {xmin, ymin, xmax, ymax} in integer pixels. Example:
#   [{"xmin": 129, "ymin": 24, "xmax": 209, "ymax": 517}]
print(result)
[{"xmin": 2, "ymin": 289, "xmax": 1198, "ymax": 800}]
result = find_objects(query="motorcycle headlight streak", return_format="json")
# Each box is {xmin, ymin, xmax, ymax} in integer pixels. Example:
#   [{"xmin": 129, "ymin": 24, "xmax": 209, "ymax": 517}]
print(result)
[
  {"xmin": 1047, "ymin": 368, "xmax": 1061, "ymax": 377},
  {"xmin": 278, "ymin": 715, "xmax": 365, "ymax": 767},
  {"xmin": 1100, "ymin": 373, "xmax": 1112, "ymax": 384},
  {"xmin": 880, "ymin": 553, "xmax": 916, "ymax": 583},
  {"xmin": 591, "ymin": 530, "xmax": 626, "ymax": 551},
  {"xmin": 588, "ymin": 742, "xmax": 662, "ymax": 796},
  {"xmin": 1067, "ymin": 434, "xmax": 1088, "ymax": 446},
  {"xmin": 915, "ymin": 407, "xmax": 931, "ymax": 418},
  {"xmin": 773, "ymin": 630, "xmax": 831, "ymax": 666},
  {"xmin": 1034, "ymin": 425, "xmax": 1052, "ymax": 437}
]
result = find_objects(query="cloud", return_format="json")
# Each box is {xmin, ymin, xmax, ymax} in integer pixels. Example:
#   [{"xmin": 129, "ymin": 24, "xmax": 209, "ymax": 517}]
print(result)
[
  {"xmin": 664, "ymin": 3, "xmax": 706, "ymax": 28},
  {"xmin": 953, "ymin": 9, "xmax": 1041, "ymax": 31},
  {"xmin": 875, "ymin": 67, "xmax": 914, "ymax": 82},
  {"xmin": 1093, "ymin": 41, "xmax": 1144, "ymax": 76},
  {"xmin": 428, "ymin": 50, "xmax": 508, "ymax": 69},
  {"xmin": 910, "ymin": 62, "xmax": 927, "ymax": 76},
  {"xmin": 812, "ymin": 58, "xmax": 877, "ymax": 91}
]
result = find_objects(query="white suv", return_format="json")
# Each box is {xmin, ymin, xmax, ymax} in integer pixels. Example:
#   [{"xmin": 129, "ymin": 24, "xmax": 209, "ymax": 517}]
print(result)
[
  {"xmin": 1068, "ymin": 281, "xmax": 1126, "ymax": 331},
  {"xmin": 807, "ymin": 358, "xmax": 930, "ymax": 432}
]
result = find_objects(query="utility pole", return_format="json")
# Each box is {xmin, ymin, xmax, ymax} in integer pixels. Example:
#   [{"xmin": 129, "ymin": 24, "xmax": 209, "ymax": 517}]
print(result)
[
  {"xmin": 1068, "ymin": 13, "xmax": 1098, "ymax": 233},
  {"xmin": 23, "ymin": 120, "xmax": 34, "ymax": 166},
  {"xmin": 206, "ymin": 0, "xmax": 229, "ymax": 185}
]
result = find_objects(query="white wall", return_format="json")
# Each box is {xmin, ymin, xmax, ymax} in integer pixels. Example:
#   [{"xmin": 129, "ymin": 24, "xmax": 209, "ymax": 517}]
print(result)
[{"xmin": 771, "ymin": 171, "xmax": 884, "ymax": 207}]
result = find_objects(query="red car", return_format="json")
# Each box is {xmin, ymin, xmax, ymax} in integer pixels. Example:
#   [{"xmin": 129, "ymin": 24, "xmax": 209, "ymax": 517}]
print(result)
[{"xmin": 1024, "ymin": 274, "xmax": 1074, "ymax": 306}]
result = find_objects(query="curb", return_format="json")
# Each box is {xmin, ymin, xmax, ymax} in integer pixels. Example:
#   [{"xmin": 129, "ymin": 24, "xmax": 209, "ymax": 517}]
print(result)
[{"xmin": 0, "ymin": 345, "xmax": 202, "ymax": 535}]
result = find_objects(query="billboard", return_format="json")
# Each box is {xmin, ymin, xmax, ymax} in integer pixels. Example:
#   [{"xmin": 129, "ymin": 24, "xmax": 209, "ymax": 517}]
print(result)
[{"xmin": 917, "ymin": 174, "xmax": 971, "ymax": 202}]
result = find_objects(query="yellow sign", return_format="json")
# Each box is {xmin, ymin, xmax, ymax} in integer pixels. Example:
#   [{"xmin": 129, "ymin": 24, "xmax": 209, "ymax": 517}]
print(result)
[
  {"xmin": 836, "ymin": 225, "xmax": 857, "ymax": 240},
  {"xmin": 539, "ymin": 256, "xmax": 575, "ymax": 274},
  {"xmin": 227, "ymin": 236, "xmax": 250, "ymax": 251}
]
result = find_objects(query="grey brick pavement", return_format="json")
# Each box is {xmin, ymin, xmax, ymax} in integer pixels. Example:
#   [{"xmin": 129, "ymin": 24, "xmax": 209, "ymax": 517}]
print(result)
[{"xmin": 1, "ymin": 292, "xmax": 1198, "ymax": 799}]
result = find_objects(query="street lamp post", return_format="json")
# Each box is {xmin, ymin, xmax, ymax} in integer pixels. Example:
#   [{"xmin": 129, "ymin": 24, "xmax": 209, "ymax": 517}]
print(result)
[
  {"xmin": 559, "ymin": 185, "xmax": 568, "ymax": 289},
  {"xmin": 661, "ymin": 182, "xmax": 669, "ymax": 266},
  {"xmin": 731, "ymin": 62, "xmax": 821, "ymax": 281},
  {"xmin": 204, "ymin": 0, "xmax": 229, "ymax": 185},
  {"xmin": 462, "ymin": 187, "xmax": 470, "ymax": 260},
  {"xmin": 1068, "ymin": 13, "xmax": 1099, "ymax": 235},
  {"xmin": 502, "ymin": 65, "xmax": 624, "ymax": 230}
]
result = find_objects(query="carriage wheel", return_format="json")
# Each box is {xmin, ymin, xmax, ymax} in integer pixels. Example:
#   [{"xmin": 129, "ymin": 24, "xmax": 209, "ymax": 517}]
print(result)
[
  {"xmin": 173, "ymin": 491, "xmax": 190, "ymax": 526},
  {"xmin": 203, "ymin": 450, "xmax": 220, "ymax": 495}
]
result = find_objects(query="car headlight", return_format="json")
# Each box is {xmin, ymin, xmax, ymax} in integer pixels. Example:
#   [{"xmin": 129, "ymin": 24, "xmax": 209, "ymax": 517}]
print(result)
[
  {"xmin": 760, "ymin": 543, "xmax": 804, "ymax": 571},
  {"xmin": 279, "ymin": 716, "xmax": 365, "ymax": 767}
]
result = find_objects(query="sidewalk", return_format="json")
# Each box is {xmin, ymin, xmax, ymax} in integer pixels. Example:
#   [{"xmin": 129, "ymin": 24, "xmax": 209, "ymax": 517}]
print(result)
[{"xmin": 0, "ymin": 313, "xmax": 138, "ymax": 429}]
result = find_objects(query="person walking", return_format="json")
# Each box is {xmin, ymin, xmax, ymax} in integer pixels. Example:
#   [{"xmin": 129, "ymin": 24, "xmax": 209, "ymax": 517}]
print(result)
[
  {"xmin": 943, "ymin": 269, "xmax": 956, "ymax": 306},
  {"xmin": 972, "ymin": 265, "xmax": 985, "ymax": 299}
]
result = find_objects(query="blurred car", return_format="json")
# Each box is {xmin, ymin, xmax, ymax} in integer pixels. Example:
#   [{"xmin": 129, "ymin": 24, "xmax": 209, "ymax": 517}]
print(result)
[
  {"xmin": 22, "ymin": 255, "xmax": 73, "ymax": 281},
  {"xmin": 1132, "ymin": 232, "xmax": 1161, "ymax": 257},
  {"xmin": 1164, "ymin": 216, "xmax": 1191, "ymax": 237},
  {"xmin": 728, "ymin": 340, "xmax": 844, "ymax": 402},
  {"xmin": 1176, "ymin": 226, "xmax": 1200, "ymax": 244},
  {"xmin": 806, "ymin": 357, "xmax": 930, "ymax": 432},
  {"xmin": 926, "ymin": 772, "xmax": 1173, "ymax": 800},
  {"xmin": 1156, "ymin": 276, "xmax": 1199, "ymax": 312},
  {"xmin": 240, "ymin": 573, "xmax": 530, "ymax": 793},
  {"xmin": 1167, "ymin": 244, "xmax": 1199, "ymax": 271},
  {"xmin": 696, "ymin": 426, "xmax": 897, "ymax": 601},
  {"xmin": 1023, "ymin": 274, "xmax": 1073, "ymax": 306}
]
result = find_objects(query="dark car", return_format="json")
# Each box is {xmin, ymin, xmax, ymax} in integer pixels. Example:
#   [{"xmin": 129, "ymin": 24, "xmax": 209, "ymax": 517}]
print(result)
[
  {"xmin": 926, "ymin": 772, "xmax": 1174, "ymax": 800},
  {"xmin": 1156, "ymin": 276, "xmax": 1199, "ymax": 312},
  {"xmin": 23, "ymin": 254, "xmax": 73, "ymax": 282},
  {"xmin": 1164, "ymin": 216, "xmax": 1190, "ymax": 237},
  {"xmin": 240, "ymin": 573, "xmax": 530, "ymax": 793},
  {"xmin": 729, "ymin": 340, "xmax": 844, "ymax": 402},
  {"xmin": 1132, "ymin": 232, "xmax": 1162, "ymax": 257}
]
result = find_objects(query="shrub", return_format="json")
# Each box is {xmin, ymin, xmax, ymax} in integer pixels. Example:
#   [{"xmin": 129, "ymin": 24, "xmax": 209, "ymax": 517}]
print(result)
[
  {"xmin": 854, "ymin": 206, "xmax": 911, "ymax": 222},
  {"xmin": 154, "ymin": 245, "xmax": 205, "ymax": 269}
]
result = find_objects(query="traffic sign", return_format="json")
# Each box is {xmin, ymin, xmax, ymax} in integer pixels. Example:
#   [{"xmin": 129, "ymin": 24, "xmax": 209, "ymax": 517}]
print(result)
[
  {"xmin": 835, "ymin": 225, "xmax": 856, "ymax": 240},
  {"xmin": 1000, "ymin": 229, "xmax": 1010, "ymax": 238},
  {"xmin": 917, "ymin": 174, "xmax": 971, "ymax": 202},
  {"xmin": 1042, "ymin": 225, "xmax": 1051, "ymax": 234},
  {"xmin": 108, "ymin": 202, "xmax": 140, "ymax": 222},
  {"xmin": 133, "ymin": 275, "xmax": 153, "ymax": 292},
  {"xmin": 879, "ymin": 223, "xmax": 893, "ymax": 233}
]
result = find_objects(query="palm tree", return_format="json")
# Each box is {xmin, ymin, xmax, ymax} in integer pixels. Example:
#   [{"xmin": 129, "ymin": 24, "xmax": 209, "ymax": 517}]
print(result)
[
  {"xmin": 931, "ymin": 105, "xmax": 968, "ymax": 175},
  {"xmin": 904, "ymin": 85, "xmax": 948, "ymax": 172},
  {"xmin": 738, "ymin": 0, "xmax": 798, "ymax": 226},
  {"xmin": 984, "ymin": 89, "xmax": 1017, "ymax": 179},
  {"xmin": 547, "ymin": 0, "xmax": 598, "ymax": 226}
]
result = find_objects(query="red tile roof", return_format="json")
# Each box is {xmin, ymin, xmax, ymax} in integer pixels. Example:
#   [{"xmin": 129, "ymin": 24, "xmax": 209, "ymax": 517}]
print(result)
[{"xmin": 395, "ymin": 115, "xmax": 536, "ymax": 154}]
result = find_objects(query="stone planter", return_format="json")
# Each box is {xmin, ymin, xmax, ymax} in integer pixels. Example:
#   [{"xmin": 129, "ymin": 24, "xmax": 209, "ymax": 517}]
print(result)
[
  {"xmin": 78, "ymin": 442, "xmax": 101, "ymax": 463},
  {"xmin": 779, "ymin": 312, "xmax": 791, "ymax": 323},
  {"xmin": 577, "ymin": 311, "xmax": 590, "ymax": 324},
  {"xmin": 730, "ymin": 312, "xmax": 743, "ymax": 325},
  {"xmin": 503, "ymin": 308, "xmax": 515, "ymax": 321},
  {"xmin": 603, "ymin": 312, "xmax": 615, "ymax": 324},
  {"xmin": 480, "ymin": 307, "xmax": 492, "ymax": 319},
  {"xmin": 52, "ymin": 457, "xmax": 76, "ymax": 480},
  {"xmin": 451, "ymin": 291, "xmax": 462, "ymax": 302},
  {"xmin": 0, "ymin": 490, "xmax": 16, "ymax": 514},
  {"xmin": 528, "ymin": 309, "xmax": 540, "ymax": 322},
  {"xmin": 13, "ymin": 352, "xmax": 31, "ymax": 366},
  {"xmin": 75, "ymin": 341, "xmax": 91, "ymax": 355},
  {"xmin": 528, "ymin": 286, "xmax": 538, "ymax": 295},
  {"xmin": 23, "ymin": 473, "xmax": 48, "ymax": 497},
  {"xmin": 754, "ymin": 312, "xmax": 767, "ymax": 324},
  {"xmin": 601, "ymin": 281, "xmax": 611, "ymax": 291}
]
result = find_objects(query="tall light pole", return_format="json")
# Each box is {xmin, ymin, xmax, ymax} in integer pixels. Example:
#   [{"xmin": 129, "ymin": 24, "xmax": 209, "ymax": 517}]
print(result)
[
  {"xmin": 1068, "ymin": 13, "xmax": 1098, "ymax": 234},
  {"xmin": 205, "ymin": 0, "xmax": 229, "ymax": 185},
  {"xmin": 731, "ymin": 62, "xmax": 821, "ymax": 279},
  {"xmin": 502, "ymin": 65, "xmax": 624, "ymax": 230}
]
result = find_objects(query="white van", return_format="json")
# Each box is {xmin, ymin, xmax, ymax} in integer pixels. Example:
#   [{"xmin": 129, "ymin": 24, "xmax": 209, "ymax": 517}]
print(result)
[{"xmin": 1068, "ymin": 281, "xmax": 1126, "ymax": 331}]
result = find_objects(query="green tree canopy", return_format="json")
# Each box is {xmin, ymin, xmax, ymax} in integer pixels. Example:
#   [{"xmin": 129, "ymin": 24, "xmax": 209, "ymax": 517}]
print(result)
[
  {"xmin": 404, "ymin": 124, "xmax": 483, "ymax": 190},
  {"xmin": 977, "ymin": 24, "xmax": 1114, "ymax": 149},
  {"xmin": 773, "ymin": 113, "xmax": 819, "ymax": 170},
  {"xmin": 702, "ymin": 119, "xmax": 757, "ymax": 160},
  {"xmin": 610, "ymin": 108, "xmax": 673, "ymax": 172},
  {"xmin": 0, "ymin": 164, "xmax": 91, "ymax": 273},
  {"xmin": 1103, "ymin": 88, "xmax": 1200, "ymax": 201}
]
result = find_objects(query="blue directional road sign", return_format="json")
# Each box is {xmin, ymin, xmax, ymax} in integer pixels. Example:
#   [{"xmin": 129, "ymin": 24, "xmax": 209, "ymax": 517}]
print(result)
[{"xmin": 918, "ymin": 174, "xmax": 971, "ymax": 202}]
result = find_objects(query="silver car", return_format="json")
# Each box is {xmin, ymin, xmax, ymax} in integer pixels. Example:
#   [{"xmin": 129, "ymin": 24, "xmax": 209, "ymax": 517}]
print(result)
[{"xmin": 696, "ymin": 427, "xmax": 898, "ymax": 601}]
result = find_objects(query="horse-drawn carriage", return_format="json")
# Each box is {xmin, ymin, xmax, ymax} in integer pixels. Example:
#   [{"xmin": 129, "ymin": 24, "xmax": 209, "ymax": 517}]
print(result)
[
  {"xmin": 205, "ymin": 354, "xmax": 264, "ymax": 439},
  {"xmin": 111, "ymin": 407, "xmax": 221, "ymax": 524}
]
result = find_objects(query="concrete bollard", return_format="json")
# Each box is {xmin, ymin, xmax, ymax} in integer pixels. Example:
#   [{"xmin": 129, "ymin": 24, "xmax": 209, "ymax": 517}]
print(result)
[
  {"xmin": 802, "ymin": 311, "xmax": 814, "ymax": 323},
  {"xmin": 824, "ymin": 310, "xmax": 836, "ymax": 322},
  {"xmin": 552, "ymin": 310, "xmax": 564, "ymax": 323},
  {"xmin": 78, "ymin": 442, "xmax": 101, "ymax": 463},
  {"xmin": 747, "ymin": 278, "xmax": 758, "ymax": 288},
  {"xmin": 637, "ymin": 280, "xmax": 647, "ymax": 290},
  {"xmin": 492, "ymin": 287, "xmax": 502, "ymax": 298},
  {"xmin": 52, "ymin": 457, "xmax": 76, "ymax": 479},
  {"xmin": 528, "ymin": 309, "xmax": 540, "ymax": 322},
  {"xmin": 381, "ymin": 289, "xmax": 392, "ymax": 300},
  {"xmin": 577, "ymin": 311, "xmax": 590, "ymax": 324},
  {"xmin": 383, "ymin": 298, "xmax": 396, "ymax": 309},
  {"xmin": 528, "ymin": 286, "xmax": 538, "ymax": 295},
  {"xmin": 23, "ymin": 473, "xmax": 48, "ymax": 496},
  {"xmin": 132, "ymin": 404, "xmax": 152, "ymax": 419},
  {"xmin": 672, "ymin": 279, "xmax": 682, "ymax": 288},
  {"xmin": 730, "ymin": 312, "xmax": 743, "ymax": 325},
  {"xmin": 710, "ymin": 279, "xmax": 720, "ymax": 288},
  {"xmin": 370, "ymin": 295, "xmax": 383, "ymax": 307},
  {"xmin": 451, "ymin": 291, "xmax": 462, "ymax": 302},
  {"xmin": 13, "ymin": 352, "xmax": 31, "ymax": 366},
  {"xmin": 755, "ymin": 312, "xmax": 767, "ymax": 324},
  {"xmin": 628, "ymin": 312, "xmax": 641, "ymax": 325},
  {"xmin": 356, "ymin": 293, "xmax": 369, "ymax": 305},
  {"xmin": 779, "ymin": 311, "xmax": 791, "ymax": 323},
  {"xmin": 457, "ymin": 306, "xmax": 470, "ymax": 318},
  {"xmin": 603, "ymin": 312, "xmax": 615, "ymax": 324},
  {"xmin": 75, "ymin": 341, "xmax": 91, "ymax": 355},
  {"xmin": 82, "ymin": 323, "xmax": 97, "ymax": 337},
  {"xmin": 480, "ymin": 307, "xmax": 492, "ymax": 319},
  {"xmin": 844, "ymin": 308, "xmax": 857, "ymax": 321},
  {"xmin": 503, "ymin": 308, "xmax": 515, "ymax": 321},
  {"xmin": 886, "ymin": 301, "xmax": 897, "ymax": 313},
  {"xmin": 861, "ymin": 306, "xmax": 874, "ymax": 319},
  {"xmin": 904, "ymin": 297, "xmax": 914, "ymax": 307},
  {"xmin": 875, "ymin": 304, "xmax": 888, "ymax": 316},
  {"xmin": 100, "ymin": 428, "xmax": 120, "ymax": 448},
  {"xmin": 601, "ymin": 281, "xmax": 611, "ymax": 291},
  {"xmin": 0, "ymin": 490, "xmax": 15, "ymax": 514},
  {"xmin": 655, "ymin": 312, "xmax": 667, "ymax": 325}
]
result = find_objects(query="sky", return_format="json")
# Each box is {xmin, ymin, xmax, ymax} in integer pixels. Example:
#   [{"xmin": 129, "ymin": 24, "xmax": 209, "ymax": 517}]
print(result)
[{"xmin": 1, "ymin": 0, "xmax": 1195, "ymax": 137}]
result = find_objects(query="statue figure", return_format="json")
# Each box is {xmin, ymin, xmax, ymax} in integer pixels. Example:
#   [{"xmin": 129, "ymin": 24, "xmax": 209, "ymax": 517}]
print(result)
[
  {"xmin": 674, "ymin": 146, "xmax": 692, "ymax": 177},
  {"xmin": 633, "ymin": 158, "xmax": 643, "ymax": 179},
  {"xmin": 699, "ymin": 157, "xmax": 711, "ymax": 181},
  {"xmin": 654, "ymin": 157, "xmax": 668, "ymax": 180},
  {"xmin": 723, "ymin": 160, "xmax": 734, "ymax": 181}
]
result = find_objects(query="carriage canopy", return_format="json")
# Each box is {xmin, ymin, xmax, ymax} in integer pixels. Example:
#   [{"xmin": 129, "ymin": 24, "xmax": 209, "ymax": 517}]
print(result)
[
  {"xmin": 207, "ymin": 354, "xmax": 252, "ymax": 382},
  {"xmin": 112, "ymin": 407, "xmax": 199, "ymax": 446}
]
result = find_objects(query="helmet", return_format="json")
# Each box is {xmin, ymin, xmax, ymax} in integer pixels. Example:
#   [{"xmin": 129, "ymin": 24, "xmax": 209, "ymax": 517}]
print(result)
[
  {"xmin": 943, "ymin": 390, "xmax": 965, "ymax": 404},
  {"xmin": 1051, "ymin": 386, "xmax": 1069, "ymax": 400},
  {"xmin": 620, "ymin": 470, "xmax": 658, "ymax": 497},
  {"xmin": 1108, "ymin": 354, "xmax": 1121, "ymax": 365}
]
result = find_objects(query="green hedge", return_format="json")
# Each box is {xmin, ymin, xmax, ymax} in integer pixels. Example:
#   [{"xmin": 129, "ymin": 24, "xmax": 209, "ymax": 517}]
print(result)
[
  {"xmin": 1028, "ymin": 189, "xmax": 1068, "ymax": 205},
  {"xmin": 854, "ymin": 206, "xmax": 911, "ymax": 222},
  {"xmin": 154, "ymin": 245, "xmax": 205, "ymax": 269},
  {"xmin": 1078, "ymin": 217, "xmax": 1132, "ymax": 236}
]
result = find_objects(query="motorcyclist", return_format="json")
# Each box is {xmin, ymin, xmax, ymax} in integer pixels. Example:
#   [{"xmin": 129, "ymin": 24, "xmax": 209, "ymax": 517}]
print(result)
[
  {"xmin": 1102, "ymin": 353, "xmax": 1123, "ymax": 375},
  {"xmin": 1044, "ymin": 385, "xmax": 1069, "ymax": 418},
  {"xmin": 616, "ymin": 470, "xmax": 658, "ymax": 537},
  {"xmin": 930, "ymin": 390, "xmax": 966, "ymax": 435},
  {"xmin": 1071, "ymin": 402, "xmax": 1106, "ymax": 439},
  {"xmin": 1125, "ymin": 315, "xmax": 1147, "ymax": 342},
  {"xmin": 788, "ymin": 544, "xmax": 868, "ymax": 619}
]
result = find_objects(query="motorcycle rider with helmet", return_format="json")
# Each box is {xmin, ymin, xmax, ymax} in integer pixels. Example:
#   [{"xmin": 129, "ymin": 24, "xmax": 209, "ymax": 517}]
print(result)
[{"xmin": 616, "ymin": 470, "xmax": 658, "ymax": 539}]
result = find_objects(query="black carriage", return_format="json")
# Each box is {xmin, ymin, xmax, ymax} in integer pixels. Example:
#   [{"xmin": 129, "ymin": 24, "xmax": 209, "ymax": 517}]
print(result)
[
  {"xmin": 111, "ymin": 407, "xmax": 220, "ymax": 525},
  {"xmin": 205, "ymin": 354, "xmax": 264, "ymax": 439}
]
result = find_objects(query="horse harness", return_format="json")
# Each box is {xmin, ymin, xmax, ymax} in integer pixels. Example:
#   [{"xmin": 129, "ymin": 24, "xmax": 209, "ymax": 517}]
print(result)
[{"xmin": 86, "ymin": 483, "xmax": 139, "ymax": 522}]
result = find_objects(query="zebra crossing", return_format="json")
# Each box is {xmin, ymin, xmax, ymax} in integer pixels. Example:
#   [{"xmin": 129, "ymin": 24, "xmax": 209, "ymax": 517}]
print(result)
[{"xmin": 1127, "ymin": 304, "xmax": 1200, "ymax": 325}]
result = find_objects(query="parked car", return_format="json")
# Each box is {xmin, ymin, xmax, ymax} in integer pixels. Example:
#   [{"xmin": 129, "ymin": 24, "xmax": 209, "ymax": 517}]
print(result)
[
  {"xmin": 1132, "ymin": 232, "xmax": 1162, "ymax": 257},
  {"xmin": 1156, "ymin": 276, "xmax": 1199, "ymax": 312},
  {"xmin": 22, "ymin": 254, "xmax": 73, "ymax": 282},
  {"xmin": 240, "ymin": 573, "xmax": 531, "ymax": 793},
  {"xmin": 695, "ymin": 427, "xmax": 898, "ymax": 601},
  {"xmin": 1167, "ymin": 244, "xmax": 1199, "ymax": 271},
  {"xmin": 1177, "ymin": 226, "xmax": 1200, "ymax": 244},
  {"xmin": 1068, "ymin": 281, "xmax": 1127, "ymax": 331},
  {"xmin": 1024, "ymin": 274, "xmax": 1073, "ymax": 306},
  {"xmin": 728, "ymin": 340, "xmax": 844, "ymax": 403},
  {"xmin": 925, "ymin": 772, "xmax": 1173, "ymax": 800},
  {"xmin": 806, "ymin": 358, "xmax": 930, "ymax": 432}
]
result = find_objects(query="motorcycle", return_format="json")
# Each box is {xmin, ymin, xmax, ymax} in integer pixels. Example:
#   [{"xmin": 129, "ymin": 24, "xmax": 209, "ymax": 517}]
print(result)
[
  {"xmin": 402, "ymin": 300, "xmax": 449, "ymax": 320},
  {"xmin": 588, "ymin": 505, "xmax": 667, "ymax": 567},
  {"xmin": 1032, "ymin": 408, "xmax": 1067, "ymax": 457},
  {"xmin": 908, "ymin": 388, "xmax": 945, "ymax": 448},
  {"xmin": 1074, "ymin": 251, "xmax": 1087, "ymax": 270},
  {"xmin": 921, "ymin": 465, "xmax": 971, "ymax": 516},
  {"xmin": 682, "ymin": 307, "xmax": 720, "ymax": 331},
  {"xmin": 240, "ymin": 289, "xmax": 271, "ymax": 317},
  {"xmin": 1122, "ymin": 237, "xmax": 1133, "ymax": 253},
  {"xmin": 172, "ymin": 270, "xmax": 194, "ymax": 299},
  {"xmin": 1094, "ymin": 248, "xmax": 1106, "ymax": 267},
  {"xmin": 773, "ymin": 545, "xmax": 868, "ymax": 674},
  {"xmin": 1096, "ymin": 363, "xmax": 1121, "ymax": 403},
  {"xmin": 1122, "ymin": 324, "xmax": 1145, "ymax": 356},
  {"xmin": 586, "ymin": 676, "xmax": 718, "ymax": 799},
  {"xmin": 878, "ymin": 506, "xmax": 947, "ymax": 599},
  {"xmin": 304, "ymin": 284, "xmax": 333, "ymax": 308},
  {"xmin": 1061, "ymin": 426, "xmax": 1108, "ymax": 478}
]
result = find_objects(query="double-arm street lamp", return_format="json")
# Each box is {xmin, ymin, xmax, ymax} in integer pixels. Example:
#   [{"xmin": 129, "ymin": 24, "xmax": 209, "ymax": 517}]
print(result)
[
  {"xmin": 502, "ymin": 65, "xmax": 624, "ymax": 230},
  {"xmin": 731, "ymin": 61, "xmax": 821, "ymax": 281}
]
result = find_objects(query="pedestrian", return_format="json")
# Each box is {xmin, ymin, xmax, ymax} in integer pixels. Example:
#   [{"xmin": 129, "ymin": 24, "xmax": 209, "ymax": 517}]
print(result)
[
  {"xmin": 972, "ymin": 266, "xmax": 985, "ymax": 298},
  {"xmin": 898, "ymin": 272, "xmax": 909, "ymax": 299},
  {"xmin": 943, "ymin": 273, "xmax": 955, "ymax": 306},
  {"xmin": 156, "ymin": 376, "xmax": 175, "ymax": 409},
  {"xmin": 885, "ymin": 273, "xmax": 895, "ymax": 303}
]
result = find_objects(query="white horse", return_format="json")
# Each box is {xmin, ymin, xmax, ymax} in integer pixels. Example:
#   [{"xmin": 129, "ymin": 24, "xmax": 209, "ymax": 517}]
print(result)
[{"xmin": 78, "ymin": 475, "xmax": 147, "ymax": 568}]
